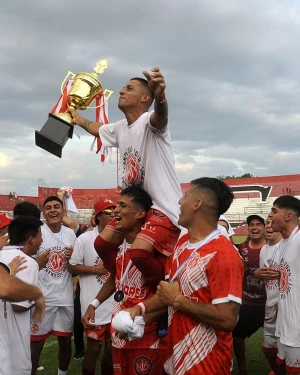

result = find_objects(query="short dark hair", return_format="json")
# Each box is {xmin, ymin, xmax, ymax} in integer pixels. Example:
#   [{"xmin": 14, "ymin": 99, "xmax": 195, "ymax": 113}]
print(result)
[
  {"xmin": 13, "ymin": 201, "xmax": 41, "ymax": 219},
  {"xmin": 130, "ymin": 77, "xmax": 154, "ymax": 105},
  {"xmin": 43, "ymin": 196, "xmax": 63, "ymax": 208},
  {"xmin": 120, "ymin": 187, "xmax": 153, "ymax": 212},
  {"xmin": 273, "ymin": 195, "xmax": 300, "ymax": 217},
  {"xmin": 191, "ymin": 177, "xmax": 234, "ymax": 217},
  {"xmin": 9, "ymin": 216, "xmax": 43, "ymax": 245}
]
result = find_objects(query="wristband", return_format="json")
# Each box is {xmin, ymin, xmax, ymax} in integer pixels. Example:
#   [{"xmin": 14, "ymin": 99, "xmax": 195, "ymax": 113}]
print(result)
[
  {"xmin": 171, "ymin": 293, "xmax": 181, "ymax": 307},
  {"xmin": 90, "ymin": 299, "xmax": 100, "ymax": 309},
  {"xmin": 137, "ymin": 302, "xmax": 146, "ymax": 315}
]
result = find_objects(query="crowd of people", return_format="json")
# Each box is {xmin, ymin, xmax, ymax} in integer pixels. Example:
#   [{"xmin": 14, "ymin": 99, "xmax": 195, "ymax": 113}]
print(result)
[{"xmin": 0, "ymin": 66, "xmax": 299, "ymax": 375}]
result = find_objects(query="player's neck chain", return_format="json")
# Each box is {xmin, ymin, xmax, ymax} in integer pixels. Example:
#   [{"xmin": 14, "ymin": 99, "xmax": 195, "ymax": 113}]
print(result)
[{"xmin": 266, "ymin": 242, "xmax": 280, "ymax": 267}]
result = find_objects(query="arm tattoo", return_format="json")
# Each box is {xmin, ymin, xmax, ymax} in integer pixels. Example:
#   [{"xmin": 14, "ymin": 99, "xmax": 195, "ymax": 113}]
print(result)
[
  {"xmin": 83, "ymin": 119, "xmax": 92, "ymax": 132},
  {"xmin": 154, "ymin": 100, "xmax": 168, "ymax": 117}
]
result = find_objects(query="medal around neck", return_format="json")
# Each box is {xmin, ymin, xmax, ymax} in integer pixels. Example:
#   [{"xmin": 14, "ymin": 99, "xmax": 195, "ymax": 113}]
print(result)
[
  {"xmin": 35, "ymin": 59, "xmax": 113, "ymax": 158},
  {"xmin": 114, "ymin": 290, "xmax": 124, "ymax": 302}
]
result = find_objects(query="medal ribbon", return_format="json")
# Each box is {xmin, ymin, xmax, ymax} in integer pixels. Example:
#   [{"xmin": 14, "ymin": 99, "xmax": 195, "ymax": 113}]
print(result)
[
  {"xmin": 266, "ymin": 242, "xmax": 280, "ymax": 267},
  {"xmin": 117, "ymin": 240, "xmax": 132, "ymax": 292},
  {"xmin": 279, "ymin": 226, "xmax": 299, "ymax": 264},
  {"xmin": 44, "ymin": 224, "xmax": 66, "ymax": 247},
  {"xmin": 170, "ymin": 229, "xmax": 220, "ymax": 284}
]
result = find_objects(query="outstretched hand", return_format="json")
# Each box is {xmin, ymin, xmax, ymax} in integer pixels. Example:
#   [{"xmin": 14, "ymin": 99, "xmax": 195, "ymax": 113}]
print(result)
[
  {"xmin": 282, "ymin": 187, "xmax": 295, "ymax": 196},
  {"xmin": 143, "ymin": 67, "xmax": 166, "ymax": 101}
]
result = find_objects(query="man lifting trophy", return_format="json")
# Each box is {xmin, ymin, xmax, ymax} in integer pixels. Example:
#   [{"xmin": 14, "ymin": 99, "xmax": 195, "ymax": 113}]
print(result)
[{"xmin": 35, "ymin": 59, "xmax": 113, "ymax": 158}]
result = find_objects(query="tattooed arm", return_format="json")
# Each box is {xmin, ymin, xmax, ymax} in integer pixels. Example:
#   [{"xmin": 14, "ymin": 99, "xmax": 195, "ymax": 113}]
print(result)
[{"xmin": 172, "ymin": 297, "xmax": 240, "ymax": 332}]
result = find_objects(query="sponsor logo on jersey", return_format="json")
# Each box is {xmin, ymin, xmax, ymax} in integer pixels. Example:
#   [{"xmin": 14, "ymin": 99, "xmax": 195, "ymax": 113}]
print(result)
[
  {"xmin": 134, "ymin": 356, "xmax": 152, "ymax": 375},
  {"xmin": 141, "ymin": 221, "xmax": 156, "ymax": 234},
  {"xmin": 45, "ymin": 246, "xmax": 67, "ymax": 278},
  {"xmin": 123, "ymin": 146, "xmax": 145, "ymax": 187},
  {"xmin": 95, "ymin": 256, "xmax": 110, "ymax": 284},
  {"xmin": 266, "ymin": 260, "xmax": 279, "ymax": 290},
  {"xmin": 279, "ymin": 261, "xmax": 292, "ymax": 299},
  {"xmin": 152, "ymin": 209, "xmax": 166, "ymax": 218},
  {"xmin": 31, "ymin": 323, "xmax": 40, "ymax": 334}
]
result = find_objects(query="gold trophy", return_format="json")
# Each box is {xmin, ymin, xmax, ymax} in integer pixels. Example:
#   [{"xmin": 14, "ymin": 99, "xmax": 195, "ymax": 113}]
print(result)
[{"xmin": 35, "ymin": 59, "xmax": 113, "ymax": 158}]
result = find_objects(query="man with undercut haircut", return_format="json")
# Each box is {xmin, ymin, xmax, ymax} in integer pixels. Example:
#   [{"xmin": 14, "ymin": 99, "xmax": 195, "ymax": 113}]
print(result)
[
  {"xmin": 82, "ymin": 187, "xmax": 168, "ymax": 375},
  {"xmin": 126, "ymin": 177, "xmax": 244, "ymax": 375},
  {"xmin": 269, "ymin": 196, "xmax": 300, "ymax": 375},
  {"xmin": 70, "ymin": 67, "xmax": 182, "ymax": 294}
]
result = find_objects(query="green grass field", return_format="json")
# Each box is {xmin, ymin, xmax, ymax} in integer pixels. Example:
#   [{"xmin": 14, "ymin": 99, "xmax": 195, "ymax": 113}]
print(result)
[
  {"xmin": 233, "ymin": 235, "xmax": 247, "ymax": 244},
  {"xmin": 38, "ymin": 328, "xmax": 271, "ymax": 374}
]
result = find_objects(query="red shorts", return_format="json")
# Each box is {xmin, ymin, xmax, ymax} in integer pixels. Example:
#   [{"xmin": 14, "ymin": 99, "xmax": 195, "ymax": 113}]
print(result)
[
  {"xmin": 85, "ymin": 323, "xmax": 111, "ymax": 342},
  {"xmin": 112, "ymin": 347, "xmax": 167, "ymax": 375},
  {"xmin": 106, "ymin": 209, "xmax": 180, "ymax": 257}
]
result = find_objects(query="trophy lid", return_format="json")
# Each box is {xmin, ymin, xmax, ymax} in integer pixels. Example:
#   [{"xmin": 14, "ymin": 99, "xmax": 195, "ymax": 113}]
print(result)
[{"xmin": 73, "ymin": 72, "xmax": 102, "ymax": 89}]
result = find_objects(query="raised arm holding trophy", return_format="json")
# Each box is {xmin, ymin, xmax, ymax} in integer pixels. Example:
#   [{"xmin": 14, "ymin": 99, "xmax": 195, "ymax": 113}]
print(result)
[{"xmin": 35, "ymin": 59, "xmax": 113, "ymax": 158}]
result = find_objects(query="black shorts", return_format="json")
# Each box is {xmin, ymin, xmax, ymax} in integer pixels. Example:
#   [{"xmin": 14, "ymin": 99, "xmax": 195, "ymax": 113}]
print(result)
[{"xmin": 232, "ymin": 303, "xmax": 265, "ymax": 338}]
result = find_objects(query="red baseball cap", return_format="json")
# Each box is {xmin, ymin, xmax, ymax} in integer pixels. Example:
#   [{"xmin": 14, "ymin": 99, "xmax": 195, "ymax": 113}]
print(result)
[
  {"xmin": 0, "ymin": 213, "xmax": 11, "ymax": 229},
  {"xmin": 94, "ymin": 199, "xmax": 116, "ymax": 217}
]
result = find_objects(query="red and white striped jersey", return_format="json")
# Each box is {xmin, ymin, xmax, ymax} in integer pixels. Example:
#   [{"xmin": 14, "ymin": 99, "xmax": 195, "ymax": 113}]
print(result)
[
  {"xmin": 165, "ymin": 234, "xmax": 243, "ymax": 375},
  {"xmin": 112, "ymin": 240, "xmax": 167, "ymax": 350}
]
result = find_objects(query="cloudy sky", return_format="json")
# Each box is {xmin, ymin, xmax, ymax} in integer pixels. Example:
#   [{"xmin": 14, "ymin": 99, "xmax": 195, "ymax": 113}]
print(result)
[{"xmin": 1, "ymin": 0, "xmax": 300, "ymax": 196}]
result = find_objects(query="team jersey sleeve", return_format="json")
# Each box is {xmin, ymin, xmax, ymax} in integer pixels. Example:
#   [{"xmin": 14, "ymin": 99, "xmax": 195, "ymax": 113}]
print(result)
[
  {"xmin": 13, "ymin": 261, "xmax": 39, "ymax": 309},
  {"xmin": 99, "ymin": 121, "xmax": 119, "ymax": 148},
  {"xmin": 259, "ymin": 245, "xmax": 267, "ymax": 268},
  {"xmin": 147, "ymin": 111, "xmax": 169, "ymax": 136},
  {"xmin": 164, "ymin": 254, "xmax": 174, "ymax": 281},
  {"xmin": 69, "ymin": 236, "xmax": 84, "ymax": 266},
  {"xmin": 207, "ymin": 240, "xmax": 244, "ymax": 305}
]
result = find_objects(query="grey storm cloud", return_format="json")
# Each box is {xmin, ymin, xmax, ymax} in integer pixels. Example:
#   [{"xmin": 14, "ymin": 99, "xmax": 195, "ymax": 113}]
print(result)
[{"xmin": 1, "ymin": 0, "xmax": 300, "ymax": 195}]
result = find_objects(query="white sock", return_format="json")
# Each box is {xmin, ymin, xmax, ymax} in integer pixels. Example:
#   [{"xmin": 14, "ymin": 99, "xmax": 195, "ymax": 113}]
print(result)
[{"xmin": 58, "ymin": 370, "xmax": 68, "ymax": 375}]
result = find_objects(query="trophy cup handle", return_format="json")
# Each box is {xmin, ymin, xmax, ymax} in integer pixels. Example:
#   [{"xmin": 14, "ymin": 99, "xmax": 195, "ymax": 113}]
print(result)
[
  {"xmin": 87, "ymin": 89, "xmax": 114, "ymax": 109},
  {"xmin": 60, "ymin": 71, "xmax": 75, "ymax": 95}
]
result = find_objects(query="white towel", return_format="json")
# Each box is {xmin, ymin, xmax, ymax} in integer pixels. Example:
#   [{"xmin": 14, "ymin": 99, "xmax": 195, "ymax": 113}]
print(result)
[
  {"xmin": 112, "ymin": 311, "xmax": 145, "ymax": 341},
  {"xmin": 60, "ymin": 186, "xmax": 78, "ymax": 214}
]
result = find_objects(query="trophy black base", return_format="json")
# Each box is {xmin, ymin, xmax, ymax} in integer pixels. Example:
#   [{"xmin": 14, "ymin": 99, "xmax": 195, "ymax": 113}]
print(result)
[{"xmin": 35, "ymin": 113, "xmax": 74, "ymax": 158}]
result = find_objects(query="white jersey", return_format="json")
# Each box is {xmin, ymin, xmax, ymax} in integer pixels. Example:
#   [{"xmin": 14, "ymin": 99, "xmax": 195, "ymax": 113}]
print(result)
[
  {"xmin": 37, "ymin": 224, "xmax": 76, "ymax": 306},
  {"xmin": 276, "ymin": 229, "xmax": 300, "ymax": 346},
  {"xmin": 0, "ymin": 247, "xmax": 39, "ymax": 375},
  {"xmin": 99, "ymin": 111, "xmax": 182, "ymax": 226},
  {"xmin": 260, "ymin": 242, "xmax": 280, "ymax": 322},
  {"xmin": 69, "ymin": 227, "xmax": 113, "ymax": 325},
  {"xmin": 0, "ymin": 256, "xmax": 12, "ymax": 375}
]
